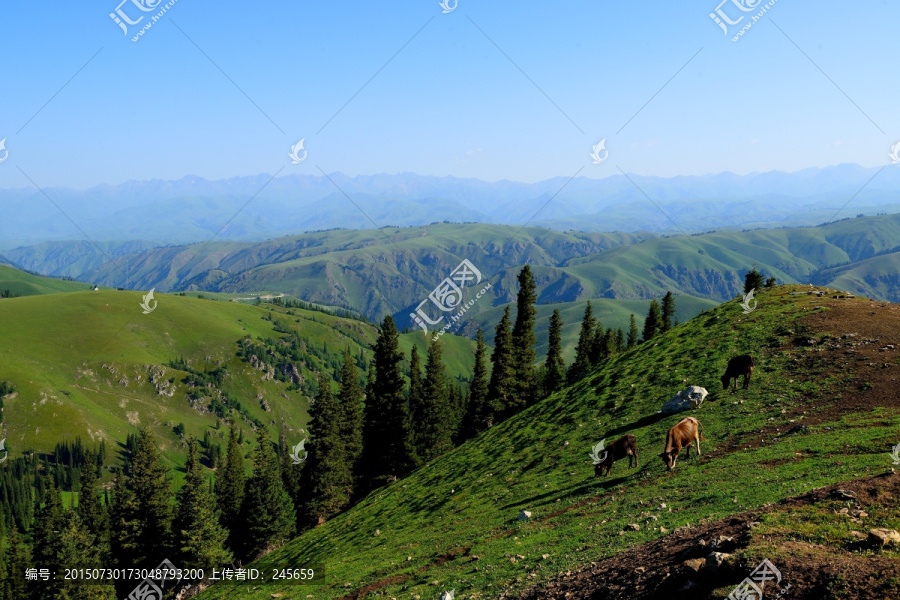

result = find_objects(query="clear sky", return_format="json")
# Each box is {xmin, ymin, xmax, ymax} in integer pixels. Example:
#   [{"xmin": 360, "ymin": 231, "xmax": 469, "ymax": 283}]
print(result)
[{"xmin": 0, "ymin": 0, "xmax": 898, "ymax": 188}]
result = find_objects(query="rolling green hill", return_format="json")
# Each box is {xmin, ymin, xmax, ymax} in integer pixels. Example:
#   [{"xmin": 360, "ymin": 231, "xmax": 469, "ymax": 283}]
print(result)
[
  {"xmin": 196, "ymin": 285, "xmax": 900, "ymax": 599},
  {"xmin": 0, "ymin": 288, "xmax": 475, "ymax": 474},
  {"xmin": 0, "ymin": 264, "xmax": 97, "ymax": 297},
  {"xmin": 37, "ymin": 216, "xmax": 900, "ymax": 334}
]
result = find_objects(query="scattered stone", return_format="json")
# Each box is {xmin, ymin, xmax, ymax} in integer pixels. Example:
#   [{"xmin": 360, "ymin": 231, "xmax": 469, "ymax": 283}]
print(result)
[
  {"xmin": 374, "ymin": 529, "xmax": 380, "ymax": 536},
  {"xmin": 659, "ymin": 526, "xmax": 669, "ymax": 533},
  {"xmin": 518, "ymin": 510, "xmax": 531, "ymax": 521},
  {"xmin": 658, "ymin": 503, "xmax": 667, "ymax": 510},
  {"xmin": 542, "ymin": 554, "xmax": 550, "ymax": 559},
  {"xmin": 833, "ymin": 489, "xmax": 857, "ymax": 500},
  {"xmin": 711, "ymin": 535, "xmax": 737, "ymax": 552},
  {"xmin": 682, "ymin": 558, "xmax": 705, "ymax": 572},
  {"xmin": 706, "ymin": 552, "xmax": 732, "ymax": 571},
  {"xmin": 868, "ymin": 528, "xmax": 900, "ymax": 547},
  {"xmin": 625, "ymin": 523, "xmax": 640, "ymax": 531},
  {"xmin": 635, "ymin": 566, "xmax": 647, "ymax": 574},
  {"xmin": 849, "ymin": 531, "xmax": 867, "ymax": 540}
]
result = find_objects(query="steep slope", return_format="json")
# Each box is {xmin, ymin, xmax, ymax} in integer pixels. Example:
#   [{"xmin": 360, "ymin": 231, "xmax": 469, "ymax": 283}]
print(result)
[{"xmin": 196, "ymin": 286, "xmax": 900, "ymax": 600}]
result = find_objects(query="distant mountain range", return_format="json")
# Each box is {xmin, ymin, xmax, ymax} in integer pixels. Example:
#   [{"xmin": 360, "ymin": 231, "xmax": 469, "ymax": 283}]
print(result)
[
  {"xmin": 7, "ymin": 217, "xmax": 900, "ymax": 338},
  {"xmin": 2, "ymin": 164, "xmax": 899, "ymax": 248}
]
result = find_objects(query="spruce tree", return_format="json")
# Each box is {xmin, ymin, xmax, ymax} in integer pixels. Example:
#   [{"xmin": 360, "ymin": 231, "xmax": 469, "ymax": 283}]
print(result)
[
  {"xmin": 407, "ymin": 344, "xmax": 425, "ymax": 466},
  {"xmin": 77, "ymin": 450, "xmax": 106, "ymax": 542},
  {"xmin": 661, "ymin": 291, "xmax": 675, "ymax": 333},
  {"xmin": 486, "ymin": 307, "xmax": 514, "ymax": 426},
  {"xmin": 338, "ymin": 349, "xmax": 364, "ymax": 497},
  {"xmin": 642, "ymin": 299, "xmax": 662, "ymax": 342},
  {"xmin": 568, "ymin": 301, "xmax": 596, "ymax": 382},
  {"xmin": 362, "ymin": 316, "xmax": 416, "ymax": 486},
  {"xmin": 128, "ymin": 427, "xmax": 173, "ymax": 567},
  {"xmin": 108, "ymin": 471, "xmax": 141, "ymax": 571},
  {"xmin": 460, "ymin": 329, "xmax": 490, "ymax": 438},
  {"xmin": 174, "ymin": 438, "xmax": 231, "ymax": 570},
  {"xmin": 278, "ymin": 424, "xmax": 301, "ymax": 505},
  {"xmin": 216, "ymin": 422, "xmax": 245, "ymax": 549},
  {"xmin": 300, "ymin": 374, "xmax": 351, "ymax": 527},
  {"xmin": 745, "ymin": 268, "xmax": 764, "ymax": 294},
  {"xmin": 59, "ymin": 512, "xmax": 116, "ymax": 599},
  {"xmin": 509, "ymin": 265, "xmax": 538, "ymax": 412},
  {"xmin": 30, "ymin": 482, "xmax": 67, "ymax": 600},
  {"xmin": 627, "ymin": 314, "xmax": 639, "ymax": 348},
  {"xmin": 240, "ymin": 429, "xmax": 295, "ymax": 558},
  {"xmin": 1, "ymin": 528, "xmax": 31, "ymax": 600},
  {"xmin": 417, "ymin": 341, "xmax": 453, "ymax": 461},
  {"xmin": 544, "ymin": 309, "xmax": 565, "ymax": 395},
  {"xmin": 615, "ymin": 328, "xmax": 626, "ymax": 353}
]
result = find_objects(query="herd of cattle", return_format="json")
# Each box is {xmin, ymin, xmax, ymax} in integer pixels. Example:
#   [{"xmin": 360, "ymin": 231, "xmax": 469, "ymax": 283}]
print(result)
[{"xmin": 593, "ymin": 354, "xmax": 756, "ymax": 476}]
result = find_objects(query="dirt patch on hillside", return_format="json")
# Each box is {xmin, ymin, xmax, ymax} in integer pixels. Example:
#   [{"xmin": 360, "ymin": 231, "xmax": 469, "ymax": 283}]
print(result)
[
  {"xmin": 716, "ymin": 294, "xmax": 900, "ymax": 454},
  {"xmin": 509, "ymin": 471, "xmax": 900, "ymax": 600}
]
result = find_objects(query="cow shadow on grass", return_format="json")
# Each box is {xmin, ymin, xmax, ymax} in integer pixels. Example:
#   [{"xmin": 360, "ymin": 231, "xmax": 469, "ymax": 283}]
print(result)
[
  {"xmin": 600, "ymin": 411, "xmax": 668, "ymax": 439},
  {"xmin": 499, "ymin": 473, "xmax": 638, "ymax": 512}
]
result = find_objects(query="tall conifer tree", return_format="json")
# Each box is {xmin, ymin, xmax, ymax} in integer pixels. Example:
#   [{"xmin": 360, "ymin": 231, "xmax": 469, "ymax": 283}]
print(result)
[
  {"xmin": 486, "ymin": 307, "xmax": 514, "ymax": 425},
  {"xmin": 174, "ymin": 438, "xmax": 231, "ymax": 569},
  {"xmin": 643, "ymin": 299, "xmax": 662, "ymax": 342},
  {"xmin": 300, "ymin": 374, "xmax": 351, "ymax": 527},
  {"xmin": 544, "ymin": 309, "xmax": 565, "ymax": 395},
  {"xmin": 216, "ymin": 422, "xmax": 245, "ymax": 549},
  {"xmin": 417, "ymin": 341, "xmax": 453, "ymax": 461},
  {"xmin": 362, "ymin": 316, "xmax": 416, "ymax": 486},
  {"xmin": 128, "ymin": 427, "xmax": 173, "ymax": 567},
  {"xmin": 338, "ymin": 349, "xmax": 364, "ymax": 497},
  {"xmin": 627, "ymin": 314, "xmax": 639, "ymax": 348},
  {"xmin": 460, "ymin": 329, "xmax": 490, "ymax": 438},
  {"xmin": 661, "ymin": 291, "xmax": 675, "ymax": 333},
  {"xmin": 510, "ymin": 266, "xmax": 538, "ymax": 412},
  {"xmin": 568, "ymin": 301, "xmax": 596, "ymax": 382},
  {"xmin": 240, "ymin": 429, "xmax": 295, "ymax": 558}
]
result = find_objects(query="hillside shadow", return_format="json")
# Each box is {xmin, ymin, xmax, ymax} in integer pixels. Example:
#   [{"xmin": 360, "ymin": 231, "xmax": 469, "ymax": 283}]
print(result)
[
  {"xmin": 601, "ymin": 411, "xmax": 667, "ymax": 439},
  {"xmin": 499, "ymin": 474, "xmax": 636, "ymax": 511}
]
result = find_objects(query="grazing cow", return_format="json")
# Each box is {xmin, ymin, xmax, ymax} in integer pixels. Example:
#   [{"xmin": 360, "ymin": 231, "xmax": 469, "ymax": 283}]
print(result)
[
  {"xmin": 722, "ymin": 354, "xmax": 756, "ymax": 390},
  {"xmin": 658, "ymin": 417, "xmax": 704, "ymax": 471},
  {"xmin": 593, "ymin": 434, "xmax": 639, "ymax": 477}
]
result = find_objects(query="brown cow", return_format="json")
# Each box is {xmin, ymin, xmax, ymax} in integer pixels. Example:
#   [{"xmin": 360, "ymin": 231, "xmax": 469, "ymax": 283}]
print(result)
[
  {"xmin": 593, "ymin": 434, "xmax": 639, "ymax": 477},
  {"xmin": 722, "ymin": 354, "xmax": 755, "ymax": 390},
  {"xmin": 658, "ymin": 417, "xmax": 704, "ymax": 471}
]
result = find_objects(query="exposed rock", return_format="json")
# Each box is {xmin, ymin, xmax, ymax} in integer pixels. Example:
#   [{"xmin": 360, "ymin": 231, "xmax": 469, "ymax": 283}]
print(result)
[
  {"xmin": 682, "ymin": 558, "xmax": 705, "ymax": 572},
  {"xmin": 518, "ymin": 510, "xmax": 532, "ymax": 521},
  {"xmin": 705, "ymin": 551, "xmax": 732, "ymax": 571},
  {"xmin": 868, "ymin": 528, "xmax": 900, "ymax": 547},
  {"xmin": 661, "ymin": 386, "xmax": 708, "ymax": 415}
]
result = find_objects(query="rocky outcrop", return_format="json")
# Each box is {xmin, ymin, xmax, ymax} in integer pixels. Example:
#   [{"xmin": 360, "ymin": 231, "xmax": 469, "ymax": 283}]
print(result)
[{"xmin": 661, "ymin": 386, "xmax": 708, "ymax": 415}]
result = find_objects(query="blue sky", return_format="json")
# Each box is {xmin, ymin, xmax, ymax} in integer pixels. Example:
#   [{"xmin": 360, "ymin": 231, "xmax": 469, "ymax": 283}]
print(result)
[{"xmin": 0, "ymin": 0, "xmax": 898, "ymax": 188}]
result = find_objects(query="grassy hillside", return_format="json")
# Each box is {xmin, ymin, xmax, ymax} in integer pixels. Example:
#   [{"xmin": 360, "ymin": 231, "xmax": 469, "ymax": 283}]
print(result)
[
  {"xmin": 197, "ymin": 285, "xmax": 900, "ymax": 599},
  {"xmin": 0, "ymin": 264, "xmax": 96, "ymax": 297},
  {"xmin": 0, "ymin": 290, "xmax": 474, "ymax": 475}
]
